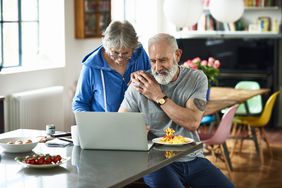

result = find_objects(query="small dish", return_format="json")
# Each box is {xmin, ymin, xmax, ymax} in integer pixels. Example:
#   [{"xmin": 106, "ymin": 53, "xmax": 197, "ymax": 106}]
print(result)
[
  {"xmin": 15, "ymin": 157, "xmax": 70, "ymax": 168},
  {"xmin": 0, "ymin": 137, "xmax": 38, "ymax": 153}
]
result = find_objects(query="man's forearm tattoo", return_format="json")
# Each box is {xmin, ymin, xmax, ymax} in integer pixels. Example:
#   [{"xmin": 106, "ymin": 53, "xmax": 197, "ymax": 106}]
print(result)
[{"xmin": 193, "ymin": 98, "xmax": 206, "ymax": 111}]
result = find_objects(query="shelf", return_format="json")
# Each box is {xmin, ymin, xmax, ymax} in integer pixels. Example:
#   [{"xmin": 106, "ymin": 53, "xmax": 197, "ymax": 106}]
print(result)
[
  {"xmin": 175, "ymin": 31, "xmax": 282, "ymax": 39},
  {"xmin": 196, "ymin": 4, "xmax": 282, "ymax": 37},
  {"xmin": 244, "ymin": 6, "xmax": 280, "ymax": 10},
  {"xmin": 203, "ymin": 6, "xmax": 280, "ymax": 12}
]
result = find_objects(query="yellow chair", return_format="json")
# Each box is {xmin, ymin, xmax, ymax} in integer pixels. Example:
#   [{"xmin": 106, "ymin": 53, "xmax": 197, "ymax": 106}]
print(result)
[{"xmin": 232, "ymin": 91, "xmax": 280, "ymax": 165}]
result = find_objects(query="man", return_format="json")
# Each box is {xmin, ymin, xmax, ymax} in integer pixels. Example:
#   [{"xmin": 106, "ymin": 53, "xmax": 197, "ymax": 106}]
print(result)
[{"xmin": 119, "ymin": 33, "xmax": 234, "ymax": 188}]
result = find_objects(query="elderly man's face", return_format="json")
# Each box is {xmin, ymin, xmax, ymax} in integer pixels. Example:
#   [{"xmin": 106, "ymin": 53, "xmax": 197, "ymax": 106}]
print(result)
[{"xmin": 149, "ymin": 41, "xmax": 181, "ymax": 85}]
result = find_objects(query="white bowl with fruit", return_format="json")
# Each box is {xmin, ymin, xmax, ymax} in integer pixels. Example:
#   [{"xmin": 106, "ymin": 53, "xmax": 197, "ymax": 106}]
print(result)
[{"xmin": 0, "ymin": 137, "xmax": 38, "ymax": 153}]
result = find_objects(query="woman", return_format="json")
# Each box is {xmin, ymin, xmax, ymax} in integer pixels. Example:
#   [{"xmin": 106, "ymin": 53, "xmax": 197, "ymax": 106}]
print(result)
[{"xmin": 72, "ymin": 20, "xmax": 150, "ymax": 112}]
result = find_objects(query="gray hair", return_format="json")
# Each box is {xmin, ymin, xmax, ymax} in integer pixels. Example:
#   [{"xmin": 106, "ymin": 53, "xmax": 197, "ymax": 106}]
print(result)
[
  {"xmin": 102, "ymin": 20, "xmax": 138, "ymax": 52},
  {"xmin": 148, "ymin": 33, "xmax": 179, "ymax": 52}
]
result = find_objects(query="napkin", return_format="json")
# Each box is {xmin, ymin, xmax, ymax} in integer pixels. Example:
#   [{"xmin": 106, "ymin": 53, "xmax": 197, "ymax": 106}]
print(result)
[{"xmin": 46, "ymin": 138, "xmax": 72, "ymax": 147}]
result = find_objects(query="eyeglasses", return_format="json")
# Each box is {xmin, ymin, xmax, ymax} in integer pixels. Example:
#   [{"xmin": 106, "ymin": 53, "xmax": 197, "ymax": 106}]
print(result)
[{"xmin": 108, "ymin": 49, "xmax": 132, "ymax": 61}]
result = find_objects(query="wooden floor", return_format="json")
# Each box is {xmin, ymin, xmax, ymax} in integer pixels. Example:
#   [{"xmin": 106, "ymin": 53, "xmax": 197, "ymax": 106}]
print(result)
[{"xmin": 207, "ymin": 128, "xmax": 282, "ymax": 188}]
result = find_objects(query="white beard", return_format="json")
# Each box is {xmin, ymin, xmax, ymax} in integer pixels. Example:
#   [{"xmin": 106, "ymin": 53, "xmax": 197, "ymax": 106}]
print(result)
[{"xmin": 152, "ymin": 63, "xmax": 178, "ymax": 85}]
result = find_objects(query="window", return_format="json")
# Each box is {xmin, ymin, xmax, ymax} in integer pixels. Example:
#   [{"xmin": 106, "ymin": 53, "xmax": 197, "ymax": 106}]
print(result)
[
  {"xmin": 0, "ymin": 0, "xmax": 39, "ymax": 69},
  {"xmin": 0, "ymin": 0, "xmax": 65, "ymax": 73}
]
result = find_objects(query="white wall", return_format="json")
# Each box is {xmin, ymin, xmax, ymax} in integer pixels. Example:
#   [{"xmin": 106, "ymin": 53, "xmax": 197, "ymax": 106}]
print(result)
[{"xmin": 63, "ymin": 0, "xmax": 102, "ymax": 130}]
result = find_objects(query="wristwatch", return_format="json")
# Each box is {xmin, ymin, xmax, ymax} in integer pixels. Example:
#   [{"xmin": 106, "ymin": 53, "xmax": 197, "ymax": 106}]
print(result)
[{"xmin": 157, "ymin": 96, "xmax": 168, "ymax": 106}]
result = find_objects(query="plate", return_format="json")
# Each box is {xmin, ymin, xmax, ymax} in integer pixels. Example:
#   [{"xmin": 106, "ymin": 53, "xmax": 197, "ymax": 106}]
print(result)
[
  {"xmin": 0, "ymin": 137, "xmax": 38, "ymax": 153},
  {"xmin": 15, "ymin": 157, "xmax": 70, "ymax": 168},
  {"xmin": 152, "ymin": 137, "xmax": 194, "ymax": 146}
]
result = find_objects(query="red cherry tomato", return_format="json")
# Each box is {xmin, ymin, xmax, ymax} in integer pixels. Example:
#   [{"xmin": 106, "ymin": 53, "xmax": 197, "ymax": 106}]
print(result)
[
  {"xmin": 24, "ymin": 154, "xmax": 63, "ymax": 165},
  {"xmin": 37, "ymin": 156, "xmax": 45, "ymax": 164},
  {"xmin": 25, "ymin": 158, "xmax": 36, "ymax": 164},
  {"xmin": 44, "ymin": 156, "xmax": 52, "ymax": 164}
]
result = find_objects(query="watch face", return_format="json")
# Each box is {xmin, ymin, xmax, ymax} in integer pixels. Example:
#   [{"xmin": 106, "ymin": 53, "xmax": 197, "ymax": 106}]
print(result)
[{"xmin": 159, "ymin": 98, "xmax": 166, "ymax": 105}]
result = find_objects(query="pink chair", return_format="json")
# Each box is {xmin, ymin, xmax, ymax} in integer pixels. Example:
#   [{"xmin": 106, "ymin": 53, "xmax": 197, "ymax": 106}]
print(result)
[{"xmin": 199, "ymin": 105, "xmax": 238, "ymax": 178}]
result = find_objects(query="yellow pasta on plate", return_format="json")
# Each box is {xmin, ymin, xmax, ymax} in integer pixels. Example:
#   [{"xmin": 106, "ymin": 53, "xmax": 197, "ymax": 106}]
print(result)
[{"xmin": 152, "ymin": 128, "xmax": 194, "ymax": 145}]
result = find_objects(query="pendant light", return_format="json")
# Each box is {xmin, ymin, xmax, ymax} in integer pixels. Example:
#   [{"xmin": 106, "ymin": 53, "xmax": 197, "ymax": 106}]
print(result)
[
  {"xmin": 163, "ymin": 0, "xmax": 203, "ymax": 28},
  {"xmin": 209, "ymin": 0, "xmax": 244, "ymax": 23}
]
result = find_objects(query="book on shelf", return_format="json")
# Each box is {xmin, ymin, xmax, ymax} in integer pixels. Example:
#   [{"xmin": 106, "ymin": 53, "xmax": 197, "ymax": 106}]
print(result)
[
  {"xmin": 228, "ymin": 23, "xmax": 236, "ymax": 32},
  {"xmin": 244, "ymin": 0, "xmax": 276, "ymax": 7},
  {"xmin": 197, "ymin": 13, "xmax": 216, "ymax": 31}
]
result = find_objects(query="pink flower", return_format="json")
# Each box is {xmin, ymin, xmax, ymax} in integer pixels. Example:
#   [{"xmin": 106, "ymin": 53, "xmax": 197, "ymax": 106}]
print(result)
[
  {"xmin": 208, "ymin": 57, "xmax": 215, "ymax": 63},
  {"xmin": 207, "ymin": 57, "xmax": 215, "ymax": 67},
  {"xmin": 213, "ymin": 60, "xmax": 221, "ymax": 69},
  {"xmin": 183, "ymin": 56, "xmax": 221, "ymax": 87},
  {"xmin": 201, "ymin": 60, "xmax": 207, "ymax": 66},
  {"xmin": 207, "ymin": 61, "xmax": 213, "ymax": 67},
  {"xmin": 184, "ymin": 60, "xmax": 198, "ymax": 70},
  {"xmin": 192, "ymin": 57, "xmax": 201, "ymax": 63}
]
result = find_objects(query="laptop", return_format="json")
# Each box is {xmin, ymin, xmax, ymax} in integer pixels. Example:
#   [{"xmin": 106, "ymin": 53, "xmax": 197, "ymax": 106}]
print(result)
[{"xmin": 74, "ymin": 112, "xmax": 153, "ymax": 151}]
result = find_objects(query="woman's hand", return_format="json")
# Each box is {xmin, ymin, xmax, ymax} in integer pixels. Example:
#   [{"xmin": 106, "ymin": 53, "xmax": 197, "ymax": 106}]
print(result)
[
  {"xmin": 129, "ymin": 70, "xmax": 144, "ymax": 86},
  {"xmin": 132, "ymin": 72, "xmax": 165, "ymax": 102}
]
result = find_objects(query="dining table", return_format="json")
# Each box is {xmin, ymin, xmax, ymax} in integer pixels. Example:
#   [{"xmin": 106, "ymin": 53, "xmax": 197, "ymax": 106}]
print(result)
[
  {"xmin": 205, "ymin": 87, "xmax": 270, "ymax": 115},
  {"xmin": 0, "ymin": 129, "xmax": 203, "ymax": 188}
]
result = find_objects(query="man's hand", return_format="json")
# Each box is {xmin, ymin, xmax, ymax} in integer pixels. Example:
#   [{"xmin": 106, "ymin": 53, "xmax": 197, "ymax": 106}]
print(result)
[{"xmin": 132, "ymin": 71, "xmax": 164, "ymax": 102}]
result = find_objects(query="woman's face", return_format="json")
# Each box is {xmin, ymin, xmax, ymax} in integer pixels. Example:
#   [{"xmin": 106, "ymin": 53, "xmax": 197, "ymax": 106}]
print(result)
[{"xmin": 108, "ymin": 48, "xmax": 133, "ymax": 65}]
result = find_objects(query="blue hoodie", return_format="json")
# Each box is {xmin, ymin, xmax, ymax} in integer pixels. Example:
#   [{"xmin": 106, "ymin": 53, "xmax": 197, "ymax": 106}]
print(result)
[{"xmin": 72, "ymin": 44, "xmax": 151, "ymax": 112}]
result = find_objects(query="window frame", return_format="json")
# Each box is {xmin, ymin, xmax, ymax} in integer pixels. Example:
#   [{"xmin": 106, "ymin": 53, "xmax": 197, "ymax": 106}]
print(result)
[{"xmin": 0, "ymin": 0, "xmax": 39, "ymax": 70}]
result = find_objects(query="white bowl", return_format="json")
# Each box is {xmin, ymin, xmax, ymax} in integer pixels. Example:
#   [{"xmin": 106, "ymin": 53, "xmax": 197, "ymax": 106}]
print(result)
[{"xmin": 0, "ymin": 137, "xmax": 38, "ymax": 153}]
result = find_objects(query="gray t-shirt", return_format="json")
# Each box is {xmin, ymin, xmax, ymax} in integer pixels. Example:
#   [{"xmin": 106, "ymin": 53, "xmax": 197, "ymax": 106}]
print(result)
[{"xmin": 120, "ymin": 66, "xmax": 208, "ymax": 161}]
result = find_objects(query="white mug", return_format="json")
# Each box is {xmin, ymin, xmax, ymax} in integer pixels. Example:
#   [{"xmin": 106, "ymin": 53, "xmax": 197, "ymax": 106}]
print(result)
[
  {"xmin": 71, "ymin": 146, "xmax": 81, "ymax": 166},
  {"xmin": 71, "ymin": 125, "xmax": 80, "ymax": 146}
]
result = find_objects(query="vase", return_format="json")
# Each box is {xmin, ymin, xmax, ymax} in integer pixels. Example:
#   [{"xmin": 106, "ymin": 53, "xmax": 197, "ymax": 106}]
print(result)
[{"xmin": 206, "ymin": 87, "xmax": 211, "ymax": 101}]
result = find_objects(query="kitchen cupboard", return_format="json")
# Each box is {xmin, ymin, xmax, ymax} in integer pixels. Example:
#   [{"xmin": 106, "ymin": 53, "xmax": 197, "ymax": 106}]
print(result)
[{"xmin": 75, "ymin": 0, "xmax": 111, "ymax": 38}]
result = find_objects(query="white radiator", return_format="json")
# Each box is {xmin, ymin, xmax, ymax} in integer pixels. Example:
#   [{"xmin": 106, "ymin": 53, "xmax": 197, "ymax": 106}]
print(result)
[{"xmin": 8, "ymin": 86, "xmax": 64, "ymax": 131}]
